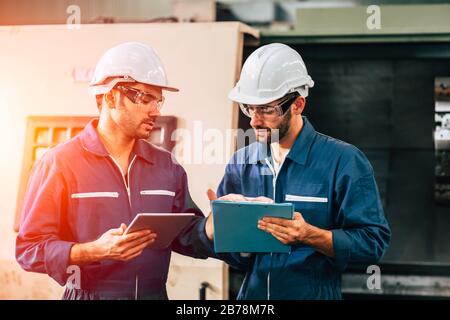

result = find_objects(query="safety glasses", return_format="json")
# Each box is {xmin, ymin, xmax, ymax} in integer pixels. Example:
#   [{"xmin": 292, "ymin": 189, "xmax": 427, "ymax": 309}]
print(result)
[
  {"xmin": 239, "ymin": 93, "xmax": 298, "ymax": 118},
  {"xmin": 115, "ymin": 85, "xmax": 165, "ymax": 110}
]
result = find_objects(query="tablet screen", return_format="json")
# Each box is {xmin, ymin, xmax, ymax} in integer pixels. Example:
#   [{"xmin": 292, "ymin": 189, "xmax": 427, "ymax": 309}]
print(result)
[{"xmin": 125, "ymin": 213, "xmax": 196, "ymax": 249}]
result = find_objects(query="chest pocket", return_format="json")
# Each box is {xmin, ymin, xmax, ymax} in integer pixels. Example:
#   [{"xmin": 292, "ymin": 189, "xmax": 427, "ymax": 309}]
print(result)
[
  {"xmin": 70, "ymin": 191, "xmax": 120, "ymax": 212},
  {"xmin": 285, "ymin": 183, "xmax": 329, "ymax": 228},
  {"xmin": 69, "ymin": 190, "xmax": 125, "ymax": 239},
  {"xmin": 139, "ymin": 189, "xmax": 175, "ymax": 212}
]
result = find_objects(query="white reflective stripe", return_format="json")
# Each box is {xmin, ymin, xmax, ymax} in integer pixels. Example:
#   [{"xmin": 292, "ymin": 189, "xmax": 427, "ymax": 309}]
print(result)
[
  {"xmin": 140, "ymin": 190, "xmax": 175, "ymax": 197},
  {"xmin": 285, "ymin": 194, "xmax": 328, "ymax": 203},
  {"xmin": 71, "ymin": 192, "xmax": 119, "ymax": 199},
  {"xmin": 239, "ymin": 252, "xmax": 252, "ymax": 258}
]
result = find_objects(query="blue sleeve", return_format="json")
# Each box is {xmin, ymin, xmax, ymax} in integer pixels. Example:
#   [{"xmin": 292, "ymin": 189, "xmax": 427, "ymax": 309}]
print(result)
[
  {"xmin": 171, "ymin": 165, "xmax": 210, "ymax": 259},
  {"xmin": 331, "ymin": 149, "xmax": 391, "ymax": 271},
  {"xmin": 217, "ymin": 154, "xmax": 242, "ymax": 197},
  {"xmin": 211, "ymin": 156, "xmax": 254, "ymax": 271},
  {"xmin": 15, "ymin": 157, "xmax": 75, "ymax": 286},
  {"xmin": 170, "ymin": 163, "xmax": 250, "ymax": 270}
]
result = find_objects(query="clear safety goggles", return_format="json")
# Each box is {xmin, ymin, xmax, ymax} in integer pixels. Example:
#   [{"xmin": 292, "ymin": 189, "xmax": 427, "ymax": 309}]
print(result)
[
  {"xmin": 239, "ymin": 93, "xmax": 299, "ymax": 118},
  {"xmin": 115, "ymin": 85, "xmax": 165, "ymax": 111}
]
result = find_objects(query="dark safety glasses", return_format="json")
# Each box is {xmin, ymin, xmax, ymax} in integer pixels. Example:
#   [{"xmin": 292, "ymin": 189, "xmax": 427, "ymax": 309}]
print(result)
[{"xmin": 115, "ymin": 85, "xmax": 165, "ymax": 110}]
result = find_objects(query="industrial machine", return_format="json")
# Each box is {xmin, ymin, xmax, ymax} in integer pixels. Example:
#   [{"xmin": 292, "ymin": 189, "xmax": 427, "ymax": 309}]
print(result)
[{"xmin": 434, "ymin": 78, "xmax": 450, "ymax": 204}]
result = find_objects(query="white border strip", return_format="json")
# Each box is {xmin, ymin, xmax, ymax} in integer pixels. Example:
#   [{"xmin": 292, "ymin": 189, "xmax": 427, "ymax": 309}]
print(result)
[
  {"xmin": 285, "ymin": 194, "xmax": 328, "ymax": 203},
  {"xmin": 436, "ymin": 101, "xmax": 450, "ymax": 112},
  {"xmin": 140, "ymin": 190, "xmax": 175, "ymax": 197}
]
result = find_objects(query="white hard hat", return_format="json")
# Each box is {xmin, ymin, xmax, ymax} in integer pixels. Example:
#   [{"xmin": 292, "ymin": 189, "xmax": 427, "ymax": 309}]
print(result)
[
  {"xmin": 228, "ymin": 43, "xmax": 314, "ymax": 105},
  {"xmin": 89, "ymin": 42, "xmax": 179, "ymax": 96}
]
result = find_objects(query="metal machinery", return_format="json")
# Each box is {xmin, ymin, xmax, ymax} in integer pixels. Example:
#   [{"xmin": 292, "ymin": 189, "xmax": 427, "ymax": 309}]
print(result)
[{"xmin": 435, "ymin": 78, "xmax": 450, "ymax": 204}]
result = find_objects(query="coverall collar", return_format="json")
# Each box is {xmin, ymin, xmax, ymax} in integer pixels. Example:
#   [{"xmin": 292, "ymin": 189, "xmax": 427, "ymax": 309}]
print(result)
[
  {"xmin": 80, "ymin": 118, "xmax": 155, "ymax": 164},
  {"xmin": 287, "ymin": 116, "xmax": 316, "ymax": 166}
]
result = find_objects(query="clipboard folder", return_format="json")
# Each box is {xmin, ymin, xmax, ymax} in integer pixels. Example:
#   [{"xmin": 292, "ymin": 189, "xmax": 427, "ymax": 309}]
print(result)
[{"xmin": 212, "ymin": 200, "xmax": 294, "ymax": 253}]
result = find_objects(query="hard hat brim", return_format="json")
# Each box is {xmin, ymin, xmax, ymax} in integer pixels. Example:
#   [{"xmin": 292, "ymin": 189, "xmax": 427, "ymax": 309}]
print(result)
[
  {"xmin": 228, "ymin": 87, "xmax": 285, "ymax": 105},
  {"xmin": 88, "ymin": 77, "xmax": 179, "ymax": 96},
  {"xmin": 88, "ymin": 77, "xmax": 135, "ymax": 96},
  {"xmin": 160, "ymin": 85, "xmax": 179, "ymax": 92}
]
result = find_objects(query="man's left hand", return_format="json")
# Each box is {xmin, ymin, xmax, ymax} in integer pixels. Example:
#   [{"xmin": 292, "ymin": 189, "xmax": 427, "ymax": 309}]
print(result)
[{"xmin": 257, "ymin": 212, "xmax": 309, "ymax": 245}]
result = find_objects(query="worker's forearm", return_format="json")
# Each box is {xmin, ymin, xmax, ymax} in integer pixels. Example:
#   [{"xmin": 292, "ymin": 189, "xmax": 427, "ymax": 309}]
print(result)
[
  {"xmin": 69, "ymin": 242, "xmax": 102, "ymax": 266},
  {"xmin": 301, "ymin": 224, "xmax": 335, "ymax": 258}
]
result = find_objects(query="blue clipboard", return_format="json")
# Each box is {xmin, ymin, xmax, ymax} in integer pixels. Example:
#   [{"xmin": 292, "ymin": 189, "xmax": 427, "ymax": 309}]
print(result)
[{"xmin": 212, "ymin": 200, "xmax": 294, "ymax": 253}]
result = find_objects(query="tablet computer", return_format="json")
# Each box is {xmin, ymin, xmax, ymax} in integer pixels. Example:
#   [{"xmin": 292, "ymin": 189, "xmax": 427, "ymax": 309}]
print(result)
[
  {"xmin": 125, "ymin": 213, "xmax": 196, "ymax": 249},
  {"xmin": 212, "ymin": 200, "xmax": 294, "ymax": 253}
]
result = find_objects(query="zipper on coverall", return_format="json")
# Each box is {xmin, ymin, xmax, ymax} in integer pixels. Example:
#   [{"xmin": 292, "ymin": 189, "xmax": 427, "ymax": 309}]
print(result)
[{"xmin": 108, "ymin": 155, "xmax": 138, "ymax": 299}]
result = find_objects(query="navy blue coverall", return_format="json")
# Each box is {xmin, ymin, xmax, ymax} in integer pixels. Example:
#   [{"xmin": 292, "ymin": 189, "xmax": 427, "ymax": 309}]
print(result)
[{"xmin": 198, "ymin": 117, "xmax": 391, "ymax": 299}]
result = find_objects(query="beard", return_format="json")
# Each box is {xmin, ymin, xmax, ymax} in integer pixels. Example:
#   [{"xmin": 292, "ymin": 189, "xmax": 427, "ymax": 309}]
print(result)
[
  {"xmin": 254, "ymin": 109, "xmax": 291, "ymax": 144},
  {"xmin": 134, "ymin": 116, "xmax": 158, "ymax": 139}
]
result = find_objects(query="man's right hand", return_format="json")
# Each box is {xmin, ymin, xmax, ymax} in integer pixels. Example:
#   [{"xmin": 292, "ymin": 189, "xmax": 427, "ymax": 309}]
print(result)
[
  {"xmin": 92, "ymin": 224, "xmax": 157, "ymax": 261},
  {"xmin": 69, "ymin": 224, "xmax": 157, "ymax": 265}
]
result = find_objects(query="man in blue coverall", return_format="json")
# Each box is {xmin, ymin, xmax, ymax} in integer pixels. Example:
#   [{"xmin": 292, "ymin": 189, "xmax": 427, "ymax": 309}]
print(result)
[
  {"xmin": 16, "ymin": 42, "xmax": 210, "ymax": 299},
  {"xmin": 202, "ymin": 43, "xmax": 391, "ymax": 299}
]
